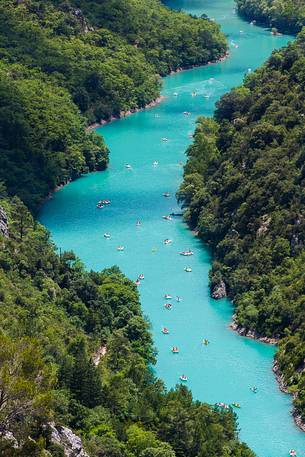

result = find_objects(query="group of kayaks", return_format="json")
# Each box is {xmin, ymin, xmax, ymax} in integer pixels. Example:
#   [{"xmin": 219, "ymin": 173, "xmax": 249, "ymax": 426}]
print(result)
[
  {"xmin": 103, "ymin": 220, "xmax": 142, "ymax": 248},
  {"xmin": 216, "ymin": 402, "xmax": 241, "ymax": 409},
  {"xmin": 215, "ymin": 385, "xmax": 262, "ymax": 413},
  {"xmin": 135, "ymin": 273, "xmax": 145, "ymax": 286},
  {"xmin": 162, "ymin": 293, "xmax": 210, "ymax": 383},
  {"xmin": 162, "ymin": 295, "xmax": 184, "ymax": 380},
  {"xmin": 97, "ymin": 199, "xmax": 110, "ymax": 209}
]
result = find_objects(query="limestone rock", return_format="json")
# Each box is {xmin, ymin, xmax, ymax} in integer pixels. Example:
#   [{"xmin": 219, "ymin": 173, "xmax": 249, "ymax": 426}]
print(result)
[
  {"xmin": 49, "ymin": 424, "xmax": 90, "ymax": 457},
  {"xmin": 0, "ymin": 206, "xmax": 9, "ymax": 237},
  {"xmin": 257, "ymin": 214, "xmax": 271, "ymax": 236},
  {"xmin": 92, "ymin": 345, "xmax": 107, "ymax": 366},
  {"xmin": 211, "ymin": 279, "xmax": 227, "ymax": 299}
]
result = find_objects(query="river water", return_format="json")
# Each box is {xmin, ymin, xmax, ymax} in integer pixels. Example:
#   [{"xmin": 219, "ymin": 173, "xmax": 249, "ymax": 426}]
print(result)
[{"xmin": 39, "ymin": 0, "xmax": 305, "ymax": 455}]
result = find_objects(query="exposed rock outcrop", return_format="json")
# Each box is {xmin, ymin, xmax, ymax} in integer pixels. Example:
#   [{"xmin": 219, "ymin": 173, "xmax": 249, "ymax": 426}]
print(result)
[
  {"xmin": 0, "ymin": 206, "xmax": 9, "ymax": 237},
  {"xmin": 0, "ymin": 431, "xmax": 18, "ymax": 448},
  {"xmin": 72, "ymin": 8, "xmax": 94, "ymax": 34},
  {"xmin": 230, "ymin": 315, "xmax": 278, "ymax": 344},
  {"xmin": 211, "ymin": 279, "xmax": 227, "ymax": 299},
  {"xmin": 92, "ymin": 345, "xmax": 107, "ymax": 366},
  {"xmin": 256, "ymin": 214, "xmax": 271, "ymax": 236},
  {"xmin": 49, "ymin": 424, "xmax": 90, "ymax": 457},
  {"xmin": 273, "ymin": 361, "xmax": 305, "ymax": 432}
]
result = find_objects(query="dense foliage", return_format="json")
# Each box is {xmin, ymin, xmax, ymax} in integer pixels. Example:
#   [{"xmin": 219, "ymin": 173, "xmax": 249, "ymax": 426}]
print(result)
[
  {"xmin": 0, "ymin": 0, "xmax": 226, "ymax": 212},
  {"xmin": 178, "ymin": 32, "xmax": 305, "ymax": 422},
  {"xmin": 236, "ymin": 0, "xmax": 305, "ymax": 33},
  {"xmin": 0, "ymin": 195, "xmax": 254, "ymax": 456},
  {"xmin": 0, "ymin": 60, "xmax": 109, "ymax": 212},
  {"xmin": 56, "ymin": 0, "xmax": 228, "ymax": 75}
]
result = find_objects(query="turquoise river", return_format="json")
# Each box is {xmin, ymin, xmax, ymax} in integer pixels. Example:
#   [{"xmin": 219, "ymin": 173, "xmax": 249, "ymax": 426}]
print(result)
[{"xmin": 39, "ymin": 0, "xmax": 305, "ymax": 455}]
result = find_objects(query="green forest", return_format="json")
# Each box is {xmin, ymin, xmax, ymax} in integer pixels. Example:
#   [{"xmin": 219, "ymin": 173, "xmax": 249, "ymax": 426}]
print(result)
[
  {"xmin": 178, "ymin": 31, "xmax": 305, "ymax": 424},
  {"xmin": 0, "ymin": 194, "xmax": 255, "ymax": 456},
  {"xmin": 0, "ymin": 0, "xmax": 226, "ymax": 212},
  {"xmin": 236, "ymin": 0, "xmax": 305, "ymax": 33},
  {"xmin": 0, "ymin": 1, "xmax": 256, "ymax": 456}
]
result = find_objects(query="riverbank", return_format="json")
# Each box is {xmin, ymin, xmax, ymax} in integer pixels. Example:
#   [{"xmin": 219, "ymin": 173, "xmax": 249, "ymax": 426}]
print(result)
[
  {"xmin": 229, "ymin": 315, "xmax": 278, "ymax": 345},
  {"xmin": 39, "ymin": 0, "xmax": 304, "ymax": 452},
  {"xmin": 86, "ymin": 96, "xmax": 166, "ymax": 132},
  {"xmin": 169, "ymin": 51, "xmax": 229, "ymax": 74},
  {"xmin": 273, "ymin": 361, "xmax": 305, "ymax": 433},
  {"xmin": 86, "ymin": 52, "xmax": 230, "ymax": 132},
  {"xmin": 230, "ymin": 314, "xmax": 305, "ymax": 432}
]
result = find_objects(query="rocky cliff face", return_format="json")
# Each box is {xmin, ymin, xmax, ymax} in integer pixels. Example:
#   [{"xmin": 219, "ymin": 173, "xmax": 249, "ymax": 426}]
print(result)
[
  {"xmin": 50, "ymin": 424, "xmax": 90, "ymax": 457},
  {"xmin": 0, "ymin": 206, "xmax": 9, "ymax": 237},
  {"xmin": 211, "ymin": 279, "xmax": 227, "ymax": 299}
]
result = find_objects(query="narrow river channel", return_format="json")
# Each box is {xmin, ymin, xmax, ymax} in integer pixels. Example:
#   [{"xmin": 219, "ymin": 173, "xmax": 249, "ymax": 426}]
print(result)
[{"xmin": 39, "ymin": 1, "xmax": 305, "ymax": 455}]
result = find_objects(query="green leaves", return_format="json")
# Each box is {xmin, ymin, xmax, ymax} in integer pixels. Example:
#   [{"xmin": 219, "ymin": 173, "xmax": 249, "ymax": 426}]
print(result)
[
  {"xmin": 236, "ymin": 0, "xmax": 305, "ymax": 33},
  {"xmin": 0, "ymin": 335, "xmax": 54, "ymax": 437},
  {"xmin": 179, "ymin": 32, "xmax": 305, "ymax": 422}
]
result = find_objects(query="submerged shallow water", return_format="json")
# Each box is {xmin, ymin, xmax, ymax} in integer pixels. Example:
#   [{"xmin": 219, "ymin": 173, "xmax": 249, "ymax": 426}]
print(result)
[{"xmin": 39, "ymin": 1, "xmax": 305, "ymax": 455}]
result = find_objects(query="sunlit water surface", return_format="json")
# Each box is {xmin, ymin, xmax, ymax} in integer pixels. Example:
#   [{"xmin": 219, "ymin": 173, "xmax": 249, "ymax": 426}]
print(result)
[{"xmin": 39, "ymin": 1, "xmax": 305, "ymax": 455}]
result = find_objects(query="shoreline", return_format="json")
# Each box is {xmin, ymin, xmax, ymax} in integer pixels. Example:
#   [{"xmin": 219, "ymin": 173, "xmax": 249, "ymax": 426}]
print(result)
[
  {"xmin": 45, "ymin": 52, "xmax": 230, "ymax": 205},
  {"xmin": 229, "ymin": 314, "xmax": 305, "ymax": 432},
  {"xmin": 86, "ymin": 51, "xmax": 230, "ymax": 131},
  {"xmin": 187, "ymin": 226, "xmax": 305, "ymax": 433},
  {"xmin": 85, "ymin": 96, "xmax": 166, "ymax": 132},
  {"xmin": 169, "ymin": 51, "xmax": 229, "ymax": 75},
  {"xmin": 229, "ymin": 314, "xmax": 278, "ymax": 345},
  {"xmin": 273, "ymin": 361, "xmax": 305, "ymax": 433}
]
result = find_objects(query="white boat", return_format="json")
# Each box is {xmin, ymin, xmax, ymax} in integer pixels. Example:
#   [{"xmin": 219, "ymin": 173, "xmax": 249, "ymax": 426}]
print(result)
[
  {"xmin": 180, "ymin": 375, "xmax": 188, "ymax": 382},
  {"xmin": 138, "ymin": 274, "xmax": 145, "ymax": 280},
  {"xmin": 180, "ymin": 250, "xmax": 194, "ymax": 256},
  {"xmin": 125, "ymin": 164, "xmax": 132, "ymax": 169},
  {"xmin": 104, "ymin": 233, "xmax": 111, "ymax": 238},
  {"xmin": 162, "ymin": 137, "xmax": 168, "ymax": 142},
  {"xmin": 289, "ymin": 451, "xmax": 297, "ymax": 457},
  {"xmin": 164, "ymin": 294, "xmax": 172, "ymax": 299},
  {"xmin": 153, "ymin": 161, "xmax": 159, "ymax": 166},
  {"xmin": 184, "ymin": 267, "xmax": 192, "ymax": 272},
  {"xmin": 173, "ymin": 92, "xmax": 178, "ymax": 96},
  {"xmin": 162, "ymin": 215, "xmax": 172, "ymax": 221},
  {"xmin": 183, "ymin": 111, "xmax": 191, "ymax": 116},
  {"xmin": 164, "ymin": 239, "xmax": 172, "ymax": 245},
  {"xmin": 117, "ymin": 246, "xmax": 124, "ymax": 251}
]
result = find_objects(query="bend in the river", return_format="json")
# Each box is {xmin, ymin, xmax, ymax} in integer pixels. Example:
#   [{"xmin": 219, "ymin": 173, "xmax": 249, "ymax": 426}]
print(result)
[{"xmin": 39, "ymin": 1, "xmax": 305, "ymax": 455}]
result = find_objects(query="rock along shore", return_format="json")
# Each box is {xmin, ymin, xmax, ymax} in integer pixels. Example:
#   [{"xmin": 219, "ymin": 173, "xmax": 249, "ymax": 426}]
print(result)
[{"xmin": 230, "ymin": 314, "xmax": 305, "ymax": 432}]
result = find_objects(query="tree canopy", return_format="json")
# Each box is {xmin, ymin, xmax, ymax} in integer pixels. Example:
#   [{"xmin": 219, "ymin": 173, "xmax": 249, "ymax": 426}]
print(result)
[
  {"xmin": 236, "ymin": 0, "xmax": 305, "ymax": 33},
  {"xmin": 0, "ymin": 196, "xmax": 254, "ymax": 456},
  {"xmin": 178, "ymin": 31, "xmax": 305, "ymax": 423},
  {"xmin": 0, "ymin": 0, "xmax": 227, "ymax": 211}
]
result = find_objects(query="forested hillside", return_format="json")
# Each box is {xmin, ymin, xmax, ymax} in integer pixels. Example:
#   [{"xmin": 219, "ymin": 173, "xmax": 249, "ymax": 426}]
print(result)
[
  {"xmin": 178, "ymin": 31, "xmax": 305, "ymax": 424},
  {"xmin": 236, "ymin": 0, "xmax": 305, "ymax": 33},
  {"xmin": 0, "ymin": 0, "xmax": 226, "ymax": 212},
  {"xmin": 53, "ymin": 0, "xmax": 227, "ymax": 75},
  {"xmin": 0, "ymin": 194, "xmax": 254, "ymax": 456}
]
